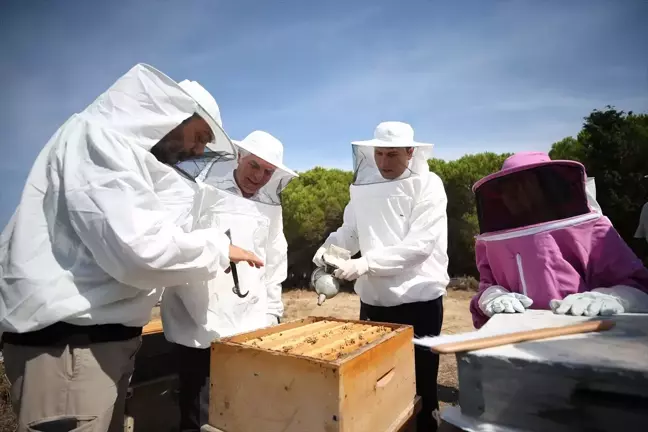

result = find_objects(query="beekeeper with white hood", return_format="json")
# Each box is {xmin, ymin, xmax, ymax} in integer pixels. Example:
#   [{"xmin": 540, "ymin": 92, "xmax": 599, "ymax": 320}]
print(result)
[
  {"xmin": 313, "ymin": 121, "xmax": 449, "ymax": 431},
  {"xmin": 161, "ymin": 130, "xmax": 297, "ymax": 431},
  {"xmin": 0, "ymin": 64, "xmax": 262, "ymax": 432}
]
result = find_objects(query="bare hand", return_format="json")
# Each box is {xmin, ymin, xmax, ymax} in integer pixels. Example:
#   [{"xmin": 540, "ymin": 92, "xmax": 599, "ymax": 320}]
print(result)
[{"xmin": 227, "ymin": 245, "xmax": 264, "ymax": 270}]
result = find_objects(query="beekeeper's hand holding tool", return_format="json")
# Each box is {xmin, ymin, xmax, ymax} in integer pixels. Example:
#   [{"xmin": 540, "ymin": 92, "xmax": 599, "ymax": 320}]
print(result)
[
  {"xmin": 227, "ymin": 244, "xmax": 264, "ymax": 270},
  {"xmin": 332, "ymin": 258, "xmax": 369, "ymax": 281}
]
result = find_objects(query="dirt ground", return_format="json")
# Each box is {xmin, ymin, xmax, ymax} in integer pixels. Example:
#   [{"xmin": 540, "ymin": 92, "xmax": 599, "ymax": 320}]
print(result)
[
  {"xmin": 282, "ymin": 288, "xmax": 475, "ymax": 408},
  {"xmin": 0, "ymin": 289, "xmax": 475, "ymax": 428}
]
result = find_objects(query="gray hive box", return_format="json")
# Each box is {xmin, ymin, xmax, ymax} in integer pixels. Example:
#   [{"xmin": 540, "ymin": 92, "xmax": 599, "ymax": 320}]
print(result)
[{"xmin": 455, "ymin": 311, "xmax": 648, "ymax": 432}]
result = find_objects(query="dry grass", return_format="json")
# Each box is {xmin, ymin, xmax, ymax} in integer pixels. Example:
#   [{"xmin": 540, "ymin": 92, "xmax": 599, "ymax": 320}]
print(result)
[
  {"xmin": 0, "ymin": 287, "xmax": 475, "ymax": 427},
  {"xmin": 0, "ymin": 365, "xmax": 15, "ymax": 432}
]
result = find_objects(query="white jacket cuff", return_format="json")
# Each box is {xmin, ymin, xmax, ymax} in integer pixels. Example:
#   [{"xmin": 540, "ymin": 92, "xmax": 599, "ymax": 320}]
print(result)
[
  {"xmin": 478, "ymin": 285, "xmax": 510, "ymax": 315},
  {"xmin": 592, "ymin": 286, "xmax": 648, "ymax": 313},
  {"xmin": 205, "ymin": 228, "xmax": 232, "ymax": 271},
  {"xmin": 266, "ymin": 304, "xmax": 283, "ymax": 318}
]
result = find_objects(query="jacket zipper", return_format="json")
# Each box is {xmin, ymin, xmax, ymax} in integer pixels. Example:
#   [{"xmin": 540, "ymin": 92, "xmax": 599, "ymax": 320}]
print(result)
[
  {"xmin": 516, "ymin": 254, "xmax": 528, "ymax": 297},
  {"xmin": 476, "ymin": 212, "xmax": 600, "ymax": 242}
]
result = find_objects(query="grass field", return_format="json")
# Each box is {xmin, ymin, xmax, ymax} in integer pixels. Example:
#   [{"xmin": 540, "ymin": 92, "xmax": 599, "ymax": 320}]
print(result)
[
  {"xmin": 0, "ymin": 287, "xmax": 476, "ymax": 429},
  {"xmin": 0, "ymin": 366, "xmax": 12, "ymax": 431}
]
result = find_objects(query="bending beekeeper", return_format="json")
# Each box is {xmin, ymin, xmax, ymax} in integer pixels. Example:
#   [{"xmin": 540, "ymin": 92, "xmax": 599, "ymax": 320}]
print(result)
[
  {"xmin": 161, "ymin": 130, "xmax": 297, "ymax": 432},
  {"xmin": 0, "ymin": 64, "xmax": 262, "ymax": 432},
  {"xmin": 470, "ymin": 152, "xmax": 648, "ymax": 329},
  {"xmin": 312, "ymin": 121, "xmax": 449, "ymax": 432}
]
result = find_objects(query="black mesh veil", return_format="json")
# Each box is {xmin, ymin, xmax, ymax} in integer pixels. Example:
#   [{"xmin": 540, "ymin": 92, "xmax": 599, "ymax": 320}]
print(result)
[
  {"xmin": 475, "ymin": 163, "xmax": 591, "ymax": 234},
  {"xmin": 351, "ymin": 144, "xmax": 433, "ymax": 185},
  {"xmin": 176, "ymin": 145, "xmax": 295, "ymax": 206},
  {"xmin": 172, "ymin": 150, "xmax": 237, "ymax": 183}
]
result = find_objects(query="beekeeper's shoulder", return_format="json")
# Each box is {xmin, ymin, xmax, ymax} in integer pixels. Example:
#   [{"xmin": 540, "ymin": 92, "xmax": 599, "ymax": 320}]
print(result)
[{"xmin": 419, "ymin": 170, "xmax": 446, "ymax": 201}]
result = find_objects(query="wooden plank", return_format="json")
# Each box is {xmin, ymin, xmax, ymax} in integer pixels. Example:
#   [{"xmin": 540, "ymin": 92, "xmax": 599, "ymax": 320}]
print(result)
[
  {"xmin": 225, "ymin": 316, "xmax": 319, "ymax": 343},
  {"xmin": 430, "ymin": 319, "xmax": 614, "ymax": 354},
  {"xmin": 243, "ymin": 321, "xmax": 347, "ymax": 349},
  {"xmin": 142, "ymin": 318, "xmax": 163, "ymax": 335},
  {"xmin": 316, "ymin": 315, "xmax": 410, "ymax": 331}
]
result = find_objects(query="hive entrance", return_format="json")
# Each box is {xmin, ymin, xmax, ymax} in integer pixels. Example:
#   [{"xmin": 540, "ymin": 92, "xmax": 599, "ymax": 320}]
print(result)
[{"xmin": 241, "ymin": 319, "xmax": 393, "ymax": 361}]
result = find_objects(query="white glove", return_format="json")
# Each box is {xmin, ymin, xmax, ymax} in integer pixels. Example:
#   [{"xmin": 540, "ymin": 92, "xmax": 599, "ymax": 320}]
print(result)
[
  {"xmin": 479, "ymin": 285, "xmax": 533, "ymax": 317},
  {"xmin": 312, "ymin": 246, "xmax": 327, "ymax": 267},
  {"xmin": 332, "ymin": 257, "xmax": 369, "ymax": 281},
  {"xmin": 550, "ymin": 291, "xmax": 625, "ymax": 316},
  {"xmin": 592, "ymin": 285, "xmax": 648, "ymax": 313},
  {"xmin": 265, "ymin": 314, "xmax": 279, "ymax": 326}
]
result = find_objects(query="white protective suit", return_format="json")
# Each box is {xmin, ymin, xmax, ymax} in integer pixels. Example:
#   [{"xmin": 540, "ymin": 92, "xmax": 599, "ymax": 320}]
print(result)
[
  {"xmin": 161, "ymin": 131, "xmax": 297, "ymax": 348},
  {"xmin": 159, "ymin": 78, "xmax": 229, "ymax": 231},
  {"xmin": 0, "ymin": 64, "xmax": 236, "ymax": 334},
  {"xmin": 319, "ymin": 122, "xmax": 450, "ymax": 307}
]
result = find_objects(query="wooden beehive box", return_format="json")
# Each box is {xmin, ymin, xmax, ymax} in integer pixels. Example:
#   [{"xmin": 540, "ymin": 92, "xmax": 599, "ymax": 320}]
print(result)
[{"xmin": 208, "ymin": 316, "xmax": 416, "ymax": 432}]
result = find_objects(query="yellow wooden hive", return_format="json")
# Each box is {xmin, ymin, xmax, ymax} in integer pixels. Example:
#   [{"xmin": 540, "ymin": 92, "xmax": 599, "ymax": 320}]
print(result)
[{"xmin": 208, "ymin": 316, "xmax": 417, "ymax": 432}]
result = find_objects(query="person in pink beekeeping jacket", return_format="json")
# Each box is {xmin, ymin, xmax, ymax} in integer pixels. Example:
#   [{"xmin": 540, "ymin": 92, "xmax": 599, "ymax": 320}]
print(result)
[{"xmin": 469, "ymin": 151, "xmax": 648, "ymax": 329}]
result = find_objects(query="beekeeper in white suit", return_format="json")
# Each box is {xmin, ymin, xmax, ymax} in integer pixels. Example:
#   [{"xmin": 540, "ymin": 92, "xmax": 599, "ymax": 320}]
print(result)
[
  {"xmin": 0, "ymin": 64, "xmax": 262, "ymax": 432},
  {"xmin": 313, "ymin": 121, "xmax": 449, "ymax": 432},
  {"xmin": 161, "ymin": 130, "xmax": 297, "ymax": 431}
]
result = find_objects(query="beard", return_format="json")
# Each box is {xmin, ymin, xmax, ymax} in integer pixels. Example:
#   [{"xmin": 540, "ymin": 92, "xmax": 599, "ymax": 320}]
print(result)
[{"xmin": 150, "ymin": 129, "xmax": 189, "ymax": 165}]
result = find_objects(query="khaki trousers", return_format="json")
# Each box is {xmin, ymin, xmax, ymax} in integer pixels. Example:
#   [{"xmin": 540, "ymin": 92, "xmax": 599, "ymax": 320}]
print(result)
[{"xmin": 3, "ymin": 337, "xmax": 141, "ymax": 432}]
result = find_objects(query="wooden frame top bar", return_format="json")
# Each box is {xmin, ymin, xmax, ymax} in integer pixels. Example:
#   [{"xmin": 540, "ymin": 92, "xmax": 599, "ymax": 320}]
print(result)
[{"xmin": 213, "ymin": 316, "xmax": 412, "ymax": 366}]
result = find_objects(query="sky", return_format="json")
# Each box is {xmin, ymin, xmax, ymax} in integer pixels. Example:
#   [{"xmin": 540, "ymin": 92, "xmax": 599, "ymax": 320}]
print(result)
[{"xmin": 1, "ymin": 0, "xmax": 647, "ymax": 228}]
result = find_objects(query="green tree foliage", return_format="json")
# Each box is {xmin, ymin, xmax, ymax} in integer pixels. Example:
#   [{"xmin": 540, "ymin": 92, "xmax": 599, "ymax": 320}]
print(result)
[
  {"xmin": 281, "ymin": 107, "xmax": 647, "ymax": 288},
  {"xmin": 548, "ymin": 136, "xmax": 584, "ymax": 162},
  {"xmin": 429, "ymin": 153, "xmax": 510, "ymax": 277},
  {"xmin": 281, "ymin": 167, "xmax": 353, "ymax": 288},
  {"xmin": 549, "ymin": 106, "xmax": 648, "ymax": 262}
]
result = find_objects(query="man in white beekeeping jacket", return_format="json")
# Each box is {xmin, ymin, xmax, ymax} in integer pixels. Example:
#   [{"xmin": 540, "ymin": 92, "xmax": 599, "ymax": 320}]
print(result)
[
  {"xmin": 0, "ymin": 64, "xmax": 262, "ymax": 432},
  {"xmin": 161, "ymin": 130, "xmax": 297, "ymax": 431},
  {"xmin": 313, "ymin": 121, "xmax": 449, "ymax": 431}
]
